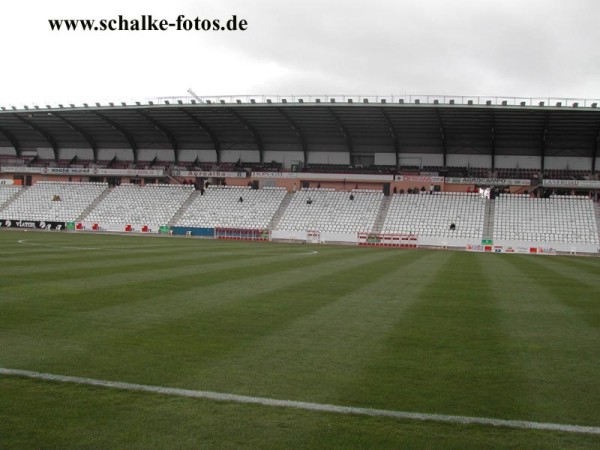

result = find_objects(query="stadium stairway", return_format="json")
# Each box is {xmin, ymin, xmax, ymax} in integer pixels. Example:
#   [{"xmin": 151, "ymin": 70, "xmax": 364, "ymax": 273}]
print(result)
[
  {"xmin": 268, "ymin": 191, "xmax": 294, "ymax": 230},
  {"xmin": 165, "ymin": 173, "xmax": 182, "ymax": 185},
  {"xmin": 77, "ymin": 186, "xmax": 112, "ymax": 222},
  {"xmin": 168, "ymin": 190, "xmax": 200, "ymax": 226},
  {"xmin": 482, "ymin": 199, "xmax": 495, "ymax": 242},
  {"xmin": 371, "ymin": 195, "xmax": 392, "ymax": 234},
  {"xmin": 0, "ymin": 186, "xmax": 27, "ymax": 214}
]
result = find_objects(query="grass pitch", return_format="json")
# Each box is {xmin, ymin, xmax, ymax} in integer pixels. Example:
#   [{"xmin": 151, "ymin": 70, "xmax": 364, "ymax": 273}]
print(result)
[{"xmin": 0, "ymin": 230, "xmax": 599, "ymax": 449}]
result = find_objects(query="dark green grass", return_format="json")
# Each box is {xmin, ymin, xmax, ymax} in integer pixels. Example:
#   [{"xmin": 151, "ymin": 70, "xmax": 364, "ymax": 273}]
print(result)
[{"xmin": 1, "ymin": 230, "xmax": 599, "ymax": 449}]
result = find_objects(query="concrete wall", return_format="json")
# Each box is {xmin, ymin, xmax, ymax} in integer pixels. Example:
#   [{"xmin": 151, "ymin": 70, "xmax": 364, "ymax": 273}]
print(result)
[
  {"xmin": 544, "ymin": 157, "xmax": 592, "ymax": 170},
  {"xmin": 221, "ymin": 149, "xmax": 260, "ymax": 163},
  {"xmin": 0, "ymin": 147, "xmax": 17, "ymax": 156},
  {"xmin": 56, "ymin": 148, "xmax": 95, "ymax": 160},
  {"xmin": 447, "ymin": 154, "xmax": 492, "ymax": 167},
  {"xmin": 97, "ymin": 148, "xmax": 134, "ymax": 161},
  {"xmin": 398, "ymin": 153, "xmax": 443, "ymax": 167},
  {"xmin": 177, "ymin": 149, "xmax": 217, "ymax": 162},
  {"xmin": 495, "ymin": 155, "xmax": 541, "ymax": 169},
  {"xmin": 263, "ymin": 150, "xmax": 304, "ymax": 168},
  {"xmin": 374, "ymin": 153, "xmax": 396, "ymax": 166},
  {"xmin": 307, "ymin": 152, "xmax": 350, "ymax": 165},
  {"xmin": 138, "ymin": 149, "xmax": 175, "ymax": 162}
]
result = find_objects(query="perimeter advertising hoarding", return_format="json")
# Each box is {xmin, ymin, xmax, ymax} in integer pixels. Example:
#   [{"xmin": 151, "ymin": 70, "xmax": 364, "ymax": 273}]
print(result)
[
  {"xmin": 0, "ymin": 167, "xmax": 165, "ymax": 177},
  {"xmin": 445, "ymin": 178, "xmax": 530, "ymax": 186},
  {"xmin": 172, "ymin": 170, "xmax": 247, "ymax": 178},
  {"xmin": 542, "ymin": 179, "xmax": 600, "ymax": 189},
  {"xmin": 252, "ymin": 172, "xmax": 395, "ymax": 181},
  {"xmin": 0, "ymin": 220, "xmax": 65, "ymax": 230},
  {"xmin": 394, "ymin": 175, "xmax": 445, "ymax": 182}
]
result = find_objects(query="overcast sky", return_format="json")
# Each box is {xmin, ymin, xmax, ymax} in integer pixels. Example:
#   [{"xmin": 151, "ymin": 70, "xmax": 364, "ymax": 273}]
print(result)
[{"xmin": 1, "ymin": 0, "xmax": 599, "ymax": 106}]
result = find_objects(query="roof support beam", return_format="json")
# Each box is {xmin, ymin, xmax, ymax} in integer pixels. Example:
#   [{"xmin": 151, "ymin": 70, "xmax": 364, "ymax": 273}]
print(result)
[
  {"xmin": 276, "ymin": 108, "xmax": 308, "ymax": 165},
  {"xmin": 12, "ymin": 114, "xmax": 59, "ymax": 159},
  {"xmin": 541, "ymin": 112, "xmax": 550, "ymax": 173},
  {"xmin": 92, "ymin": 111, "xmax": 138, "ymax": 162},
  {"xmin": 489, "ymin": 109, "xmax": 496, "ymax": 173},
  {"xmin": 52, "ymin": 112, "xmax": 98, "ymax": 162},
  {"xmin": 328, "ymin": 108, "xmax": 354, "ymax": 166},
  {"xmin": 179, "ymin": 108, "xmax": 222, "ymax": 163},
  {"xmin": 593, "ymin": 126, "xmax": 600, "ymax": 174},
  {"xmin": 137, "ymin": 110, "xmax": 180, "ymax": 163},
  {"xmin": 380, "ymin": 108, "xmax": 399, "ymax": 171},
  {"xmin": 434, "ymin": 109, "xmax": 447, "ymax": 169},
  {"xmin": 227, "ymin": 108, "xmax": 264, "ymax": 163},
  {"xmin": 0, "ymin": 125, "xmax": 22, "ymax": 157}
]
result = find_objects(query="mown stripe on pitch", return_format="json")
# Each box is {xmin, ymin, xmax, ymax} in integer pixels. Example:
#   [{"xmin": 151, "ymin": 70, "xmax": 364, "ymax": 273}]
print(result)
[
  {"xmin": 480, "ymin": 253, "xmax": 600, "ymax": 426},
  {"xmin": 502, "ymin": 255, "xmax": 600, "ymax": 330},
  {"xmin": 176, "ymin": 250, "xmax": 438, "ymax": 397},
  {"xmin": 0, "ymin": 244, "xmax": 346, "ymax": 307},
  {"xmin": 344, "ymin": 252, "xmax": 526, "ymax": 419},
  {"xmin": 1, "ymin": 368, "xmax": 599, "ymax": 435},
  {"xmin": 519, "ymin": 254, "xmax": 600, "ymax": 286},
  {"xmin": 0, "ymin": 248, "xmax": 412, "ymax": 345}
]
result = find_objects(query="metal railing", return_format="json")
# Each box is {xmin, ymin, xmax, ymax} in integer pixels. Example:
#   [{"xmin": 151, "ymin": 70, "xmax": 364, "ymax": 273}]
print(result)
[
  {"xmin": 3, "ymin": 94, "xmax": 599, "ymax": 111},
  {"xmin": 152, "ymin": 94, "xmax": 600, "ymax": 108}
]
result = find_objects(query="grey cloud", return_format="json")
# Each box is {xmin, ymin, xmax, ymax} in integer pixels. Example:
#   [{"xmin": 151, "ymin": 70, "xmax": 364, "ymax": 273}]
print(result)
[{"xmin": 200, "ymin": 0, "xmax": 600, "ymax": 98}]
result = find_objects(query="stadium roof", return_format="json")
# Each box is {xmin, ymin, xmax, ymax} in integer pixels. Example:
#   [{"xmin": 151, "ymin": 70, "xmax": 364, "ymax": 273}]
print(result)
[{"xmin": 1, "ymin": 95, "xmax": 599, "ymax": 170}]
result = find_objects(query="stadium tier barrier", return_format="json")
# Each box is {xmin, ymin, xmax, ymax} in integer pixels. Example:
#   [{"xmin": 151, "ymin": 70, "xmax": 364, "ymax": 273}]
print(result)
[
  {"xmin": 271, "ymin": 230, "xmax": 360, "ymax": 244},
  {"xmin": 270, "ymin": 230, "xmax": 308, "ymax": 242},
  {"xmin": 0, "ymin": 219, "xmax": 66, "ymax": 230},
  {"xmin": 74, "ymin": 222, "xmax": 165, "ymax": 234},
  {"xmin": 358, "ymin": 233, "xmax": 418, "ymax": 248},
  {"xmin": 170, "ymin": 227, "xmax": 214, "ymax": 237},
  {"xmin": 484, "ymin": 239, "xmax": 597, "ymax": 254},
  {"xmin": 215, "ymin": 227, "xmax": 270, "ymax": 241}
]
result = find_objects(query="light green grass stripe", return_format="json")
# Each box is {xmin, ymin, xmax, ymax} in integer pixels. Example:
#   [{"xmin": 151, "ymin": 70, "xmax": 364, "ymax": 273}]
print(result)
[
  {"xmin": 481, "ymin": 254, "xmax": 600, "ymax": 425},
  {"xmin": 2, "ymin": 368, "xmax": 599, "ymax": 435},
  {"xmin": 338, "ymin": 252, "xmax": 525, "ymax": 419},
  {"xmin": 0, "ymin": 248, "xmax": 412, "ymax": 366},
  {"xmin": 512, "ymin": 254, "xmax": 600, "ymax": 289},
  {"xmin": 185, "ymin": 250, "xmax": 444, "ymax": 398},
  {"xmin": 0, "ymin": 244, "xmax": 346, "ymax": 301}
]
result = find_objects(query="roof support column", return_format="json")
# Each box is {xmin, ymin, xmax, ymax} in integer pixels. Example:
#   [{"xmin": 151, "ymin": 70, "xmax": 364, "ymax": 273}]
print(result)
[
  {"xmin": 380, "ymin": 108, "xmax": 399, "ymax": 171},
  {"xmin": 490, "ymin": 110, "xmax": 496, "ymax": 173},
  {"xmin": 328, "ymin": 108, "xmax": 353, "ymax": 166},
  {"xmin": 13, "ymin": 114, "xmax": 59, "ymax": 159},
  {"xmin": 179, "ymin": 108, "xmax": 222, "ymax": 163},
  {"xmin": 227, "ymin": 108, "xmax": 264, "ymax": 163},
  {"xmin": 435, "ymin": 109, "xmax": 447, "ymax": 169},
  {"xmin": 92, "ymin": 111, "xmax": 138, "ymax": 162},
  {"xmin": 137, "ymin": 110, "xmax": 180, "ymax": 164},
  {"xmin": 541, "ymin": 112, "xmax": 550, "ymax": 174},
  {"xmin": 593, "ymin": 130, "xmax": 599, "ymax": 174},
  {"xmin": 277, "ymin": 108, "xmax": 308, "ymax": 166},
  {"xmin": 53, "ymin": 112, "xmax": 98, "ymax": 162},
  {"xmin": 0, "ymin": 126, "xmax": 22, "ymax": 157}
]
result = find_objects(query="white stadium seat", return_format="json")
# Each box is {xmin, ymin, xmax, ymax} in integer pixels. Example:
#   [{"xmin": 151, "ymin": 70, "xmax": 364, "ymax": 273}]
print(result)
[
  {"xmin": 493, "ymin": 194, "xmax": 599, "ymax": 246},
  {"xmin": 275, "ymin": 188, "xmax": 383, "ymax": 233},
  {"xmin": 175, "ymin": 186, "xmax": 287, "ymax": 229},
  {"xmin": 85, "ymin": 184, "xmax": 194, "ymax": 225},
  {"xmin": 0, "ymin": 182, "xmax": 107, "ymax": 222},
  {"xmin": 382, "ymin": 192, "xmax": 486, "ymax": 239},
  {"xmin": 0, "ymin": 185, "xmax": 22, "ymax": 208}
]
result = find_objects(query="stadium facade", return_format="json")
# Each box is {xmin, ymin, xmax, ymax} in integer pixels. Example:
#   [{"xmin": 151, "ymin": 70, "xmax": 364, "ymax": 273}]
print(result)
[{"xmin": 0, "ymin": 95, "xmax": 599, "ymax": 254}]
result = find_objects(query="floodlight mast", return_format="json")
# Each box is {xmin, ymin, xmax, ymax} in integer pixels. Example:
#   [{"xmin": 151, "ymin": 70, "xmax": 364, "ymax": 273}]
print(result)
[{"xmin": 187, "ymin": 89, "xmax": 203, "ymax": 103}]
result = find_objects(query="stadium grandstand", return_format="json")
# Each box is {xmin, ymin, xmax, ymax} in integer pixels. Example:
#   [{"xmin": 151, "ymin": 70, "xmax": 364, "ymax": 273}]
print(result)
[{"xmin": 0, "ymin": 94, "xmax": 599, "ymax": 254}]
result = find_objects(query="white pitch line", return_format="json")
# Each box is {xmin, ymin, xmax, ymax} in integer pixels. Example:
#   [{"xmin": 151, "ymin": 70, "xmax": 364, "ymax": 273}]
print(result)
[
  {"xmin": 17, "ymin": 240, "xmax": 98, "ymax": 250},
  {"xmin": 1, "ymin": 368, "xmax": 599, "ymax": 436}
]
